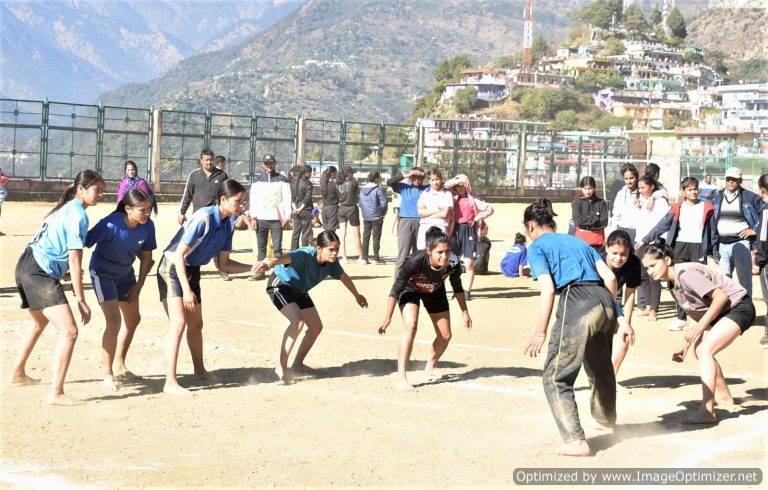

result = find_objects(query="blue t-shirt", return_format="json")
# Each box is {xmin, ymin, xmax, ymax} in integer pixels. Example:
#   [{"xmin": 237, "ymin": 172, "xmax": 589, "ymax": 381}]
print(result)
[
  {"xmin": 527, "ymin": 232, "xmax": 601, "ymax": 290},
  {"xmin": 29, "ymin": 199, "xmax": 88, "ymax": 279},
  {"xmin": 393, "ymin": 182, "xmax": 430, "ymax": 218},
  {"xmin": 500, "ymin": 244, "xmax": 528, "ymax": 278},
  {"xmin": 86, "ymin": 212, "xmax": 157, "ymax": 278},
  {"xmin": 163, "ymin": 205, "xmax": 234, "ymax": 267},
  {"xmin": 273, "ymin": 246, "xmax": 345, "ymax": 294}
]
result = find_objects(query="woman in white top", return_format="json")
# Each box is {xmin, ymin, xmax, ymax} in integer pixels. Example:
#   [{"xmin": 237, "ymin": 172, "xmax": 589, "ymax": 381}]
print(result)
[
  {"xmin": 635, "ymin": 175, "xmax": 670, "ymax": 321},
  {"xmin": 611, "ymin": 164, "xmax": 641, "ymax": 243},
  {"xmin": 416, "ymin": 169, "xmax": 454, "ymax": 250}
]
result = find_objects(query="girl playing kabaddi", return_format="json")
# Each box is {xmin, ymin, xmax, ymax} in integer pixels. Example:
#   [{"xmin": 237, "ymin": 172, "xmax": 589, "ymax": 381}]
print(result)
[
  {"xmin": 602, "ymin": 230, "xmax": 639, "ymax": 375},
  {"xmin": 642, "ymin": 239, "xmax": 755, "ymax": 424},
  {"xmin": 522, "ymin": 199, "xmax": 618, "ymax": 457},
  {"xmin": 378, "ymin": 226, "xmax": 472, "ymax": 390},
  {"xmin": 85, "ymin": 188, "xmax": 156, "ymax": 391},
  {"xmin": 254, "ymin": 230, "xmax": 368, "ymax": 383},
  {"xmin": 11, "ymin": 170, "xmax": 104, "ymax": 405},
  {"xmin": 159, "ymin": 179, "xmax": 258, "ymax": 395}
]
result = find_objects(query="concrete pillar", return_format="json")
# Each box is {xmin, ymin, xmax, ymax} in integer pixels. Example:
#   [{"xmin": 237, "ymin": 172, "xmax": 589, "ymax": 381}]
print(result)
[
  {"xmin": 151, "ymin": 108, "xmax": 162, "ymax": 189},
  {"xmin": 517, "ymin": 131, "xmax": 527, "ymax": 190}
]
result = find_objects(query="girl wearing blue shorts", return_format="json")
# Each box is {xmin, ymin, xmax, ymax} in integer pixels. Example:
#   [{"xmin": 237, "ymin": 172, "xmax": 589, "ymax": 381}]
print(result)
[
  {"xmin": 86, "ymin": 188, "xmax": 156, "ymax": 391},
  {"xmin": 11, "ymin": 170, "xmax": 104, "ymax": 405},
  {"xmin": 158, "ymin": 179, "xmax": 258, "ymax": 395},
  {"xmin": 255, "ymin": 230, "xmax": 368, "ymax": 383}
]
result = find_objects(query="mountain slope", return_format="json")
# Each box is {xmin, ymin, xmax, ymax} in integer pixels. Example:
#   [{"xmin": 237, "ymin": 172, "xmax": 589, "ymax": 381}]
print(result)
[
  {"xmin": 101, "ymin": 0, "xmax": 578, "ymax": 122},
  {"xmin": 0, "ymin": 0, "xmax": 303, "ymax": 102},
  {"xmin": 687, "ymin": 5, "xmax": 768, "ymax": 61}
]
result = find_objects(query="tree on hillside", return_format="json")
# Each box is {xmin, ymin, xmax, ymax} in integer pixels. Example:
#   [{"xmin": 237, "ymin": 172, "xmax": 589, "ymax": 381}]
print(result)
[
  {"xmin": 574, "ymin": 70, "xmax": 625, "ymax": 93},
  {"xmin": 604, "ymin": 39, "xmax": 625, "ymax": 56},
  {"xmin": 573, "ymin": 0, "xmax": 623, "ymax": 29},
  {"xmin": 434, "ymin": 55, "xmax": 472, "ymax": 83},
  {"xmin": 518, "ymin": 87, "xmax": 581, "ymax": 121},
  {"xmin": 705, "ymin": 50, "xmax": 729, "ymax": 76},
  {"xmin": 623, "ymin": 3, "xmax": 648, "ymax": 34},
  {"xmin": 650, "ymin": 4, "xmax": 663, "ymax": 25},
  {"xmin": 666, "ymin": 7, "xmax": 687, "ymax": 39},
  {"xmin": 532, "ymin": 36, "xmax": 553, "ymax": 64},
  {"xmin": 453, "ymin": 87, "xmax": 479, "ymax": 114},
  {"xmin": 552, "ymin": 110, "xmax": 579, "ymax": 131},
  {"xmin": 495, "ymin": 54, "xmax": 520, "ymax": 69}
]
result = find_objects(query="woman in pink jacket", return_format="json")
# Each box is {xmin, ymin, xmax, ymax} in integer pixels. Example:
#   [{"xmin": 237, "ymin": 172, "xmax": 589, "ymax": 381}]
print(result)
[
  {"xmin": 117, "ymin": 161, "xmax": 157, "ymax": 215},
  {"xmin": 444, "ymin": 174, "xmax": 494, "ymax": 300}
]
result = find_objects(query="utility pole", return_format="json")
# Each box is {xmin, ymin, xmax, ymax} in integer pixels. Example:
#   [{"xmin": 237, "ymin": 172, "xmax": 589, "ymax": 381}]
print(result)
[{"xmin": 521, "ymin": 0, "xmax": 534, "ymax": 72}]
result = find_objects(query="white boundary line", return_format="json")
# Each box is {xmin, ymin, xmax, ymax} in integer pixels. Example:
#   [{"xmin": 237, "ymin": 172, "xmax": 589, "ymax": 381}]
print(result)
[{"xmin": 671, "ymin": 415, "xmax": 768, "ymax": 467}]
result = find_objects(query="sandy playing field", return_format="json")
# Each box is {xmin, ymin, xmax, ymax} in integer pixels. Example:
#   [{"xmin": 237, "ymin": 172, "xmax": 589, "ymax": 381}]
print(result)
[{"xmin": 0, "ymin": 200, "xmax": 765, "ymax": 487}]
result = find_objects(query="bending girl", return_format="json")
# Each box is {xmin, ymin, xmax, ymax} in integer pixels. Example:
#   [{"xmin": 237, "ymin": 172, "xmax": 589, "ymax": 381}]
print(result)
[
  {"xmin": 378, "ymin": 226, "xmax": 472, "ymax": 390},
  {"xmin": 254, "ymin": 231, "xmax": 368, "ymax": 383}
]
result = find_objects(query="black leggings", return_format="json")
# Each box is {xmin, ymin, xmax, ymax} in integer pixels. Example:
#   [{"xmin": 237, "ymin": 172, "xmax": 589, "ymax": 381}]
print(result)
[{"xmin": 638, "ymin": 244, "xmax": 661, "ymax": 312}]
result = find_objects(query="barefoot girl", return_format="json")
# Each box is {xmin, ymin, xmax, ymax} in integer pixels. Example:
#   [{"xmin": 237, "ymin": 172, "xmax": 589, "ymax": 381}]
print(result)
[
  {"xmin": 522, "ymin": 199, "xmax": 618, "ymax": 457},
  {"xmin": 159, "ymin": 179, "xmax": 257, "ymax": 394},
  {"xmin": 603, "ymin": 230, "xmax": 639, "ymax": 375},
  {"xmin": 11, "ymin": 170, "xmax": 104, "ymax": 404},
  {"xmin": 85, "ymin": 189, "xmax": 156, "ymax": 390},
  {"xmin": 378, "ymin": 226, "xmax": 472, "ymax": 390},
  {"xmin": 254, "ymin": 230, "xmax": 368, "ymax": 383},
  {"xmin": 642, "ymin": 240, "xmax": 755, "ymax": 424}
]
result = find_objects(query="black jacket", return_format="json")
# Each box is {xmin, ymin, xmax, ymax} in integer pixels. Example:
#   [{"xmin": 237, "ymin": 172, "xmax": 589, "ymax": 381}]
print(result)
[
  {"xmin": 571, "ymin": 195, "xmax": 608, "ymax": 231},
  {"xmin": 179, "ymin": 167, "xmax": 228, "ymax": 214}
]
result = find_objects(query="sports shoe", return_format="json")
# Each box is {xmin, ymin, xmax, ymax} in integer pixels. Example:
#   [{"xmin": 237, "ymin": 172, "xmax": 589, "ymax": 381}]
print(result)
[
  {"xmin": 219, "ymin": 271, "xmax": 231, "ymax": 281},
  {"xmin": 374, "ymin": 258, "xmax": 386, "ymax": 265},
  {"xmin": 667, "ymin": 319, "xmax": 686, "ymax": 331},
  {"xmin": 357, "ymin": 257, "xmax": 369, "ymax": 264},
  {"xmin": 760, "ymin": 335, "xmax": 768, "ymax": 349},
  {"xmin": 339, "ymin": 256, "xmax": 348, "ymax": 264}
]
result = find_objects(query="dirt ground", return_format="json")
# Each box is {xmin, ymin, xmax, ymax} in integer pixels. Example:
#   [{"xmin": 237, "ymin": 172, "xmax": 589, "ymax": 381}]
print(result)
[{"xmin": 0, "ymin": 200, "xmax": 765, "ymax": 487}]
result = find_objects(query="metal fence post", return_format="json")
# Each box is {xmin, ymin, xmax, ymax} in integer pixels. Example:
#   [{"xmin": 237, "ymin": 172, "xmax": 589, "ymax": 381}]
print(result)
[
  {"xmin": 249, "ymin": 115, "xmax": 257, "ymax": 180},
  {"xmin": 484, "ymin": 140, "xmax": 491, "ymax": 187},
  {"xmin": 517, "ymin": 131, "xmax": 526, "ymax": 190},
  {"xmin": 339, "ymin": 119, "xmax": 346, "ymax": 167},
  {"xmin": 203, "ymin": 110, "xmax": 212, "ymax": 150},
  {"xmin": 41, "ymin": 99, "xmax": 49, "ymax": 181},
  {"xmin": 548, "ymin": 131, "xmax": 556, "ymax": 188},
  {"xmin": 378, "ymin": 121, "xmax": 385, "ymax": 171},
  {"xmin": 150, "ymin": 108, "xmax": 162, "ymax": 185},
  {"xmin": 95, "ymin": 102, "xmax": 105, "ymax": 175},
  {"xmin": 451, "ymin": 122, "xmax": 459, "ymax": 176},
  {"xmin": 576, "ymin": 136, "xmax": 583, "ymax": 184}
]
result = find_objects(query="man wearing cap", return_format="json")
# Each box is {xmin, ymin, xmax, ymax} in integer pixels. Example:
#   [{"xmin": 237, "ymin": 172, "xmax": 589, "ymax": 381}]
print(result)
[
  {"xmin": 337, "ymin": 167, "xmax": 363, "ymax": 263},
  {"xmin": 712, "ymin": 167, "xmax": 762, "ymax": 296},
  {"xmin": 290, "ymin": 164, "xmax": 314, "ymax": 249},
  {"xmin": 248, "ymin": 154, "xmax": 292, "ymax": 280},
  {"xmin": 387, "ymin": 166, "xmax": 430, "ymax": 277}
]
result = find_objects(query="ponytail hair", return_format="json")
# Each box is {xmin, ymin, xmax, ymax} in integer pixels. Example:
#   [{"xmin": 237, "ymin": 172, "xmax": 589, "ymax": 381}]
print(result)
[
  {"xmin": 215, "ymin": 179, "xmax": 246, "ymax": 205},
  {"xmin": 523, "ymin": 198, "xmax": 557, "ymax": 229},
  {"xmin": 643, "ymin": 237, "xmax": 675, "ymax": 263},
  {"xmin": 48, "ymin": 169, "xmax": 104, "ymax": 217},
  {"xmin": 316, "ymin": 230, "xmax": 340, "ymax": 248},
  {"xmin": 425, "ymin": 226, "xmax": 450, "ymax": 251},
  {"xmin": 514, "ymin": 232, "xmax": 527, "ymax": 245},
  {"xmin": 320, "ymin": 166, "xmax": 337, "ymax": 193},
  {"xmin": 116, "ymin": 188, "xmax": 150, "ymax": 213}
]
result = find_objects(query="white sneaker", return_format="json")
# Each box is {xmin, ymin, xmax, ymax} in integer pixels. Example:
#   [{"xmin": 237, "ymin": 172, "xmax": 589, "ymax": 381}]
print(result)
[
  {"xmin": 357, "ymin": 257, "xmax": 368, "ymax": 264},
  {"xmin": 339, "ymin": 257, "xmax": 348, "ymax": 264},
  {"xmin": 220, "ymin": 272, "xmax": 231, "ymax": 281},
  {"xmin": 667, "ymin": 319, "xmax": 686, "ymax": 331}
]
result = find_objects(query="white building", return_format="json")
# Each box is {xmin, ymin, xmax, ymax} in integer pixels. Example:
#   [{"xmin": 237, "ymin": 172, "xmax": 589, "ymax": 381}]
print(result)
[{"xmin": 714, "ymin": 84, "xmax": 768, "ymax": 132}]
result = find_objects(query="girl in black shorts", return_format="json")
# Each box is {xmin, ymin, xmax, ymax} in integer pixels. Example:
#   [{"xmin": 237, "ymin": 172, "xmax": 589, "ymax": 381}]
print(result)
[
  {"xmin": 378, "ymin": 226, "xmax": 472, "ymax": 390},
  {"xmin": 254, "ymin": 231, "xmax": 368, "ymax": 383},
  {"xmin": 642, "ymin": 239, "xmax": 755, "ymax": 424},
  {"xmin": 11, "ymin": 170, "xmax": 104, "ymax": 405}
]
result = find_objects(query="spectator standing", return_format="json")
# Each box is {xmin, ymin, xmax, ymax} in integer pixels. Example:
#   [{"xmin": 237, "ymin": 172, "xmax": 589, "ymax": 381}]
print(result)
[
  {"xmin": 178, "ymin": 149, "xmax": 228, "ymax": 225},
  {"xmin": 337, "ymin": 167, "xmax": 363, "ymax": 263},
  {"xmin": 359, "ymin": 170, "xmax": 388, "ymax": 264},
  {"xmin": 290, "ymin": 165, "xmax": 314, "ymax": 249},
  {"xmin": 387, "ymin": 167, "xmax": 430, "ymax": 277},
  {"xmin": 249, "ymin": 154, "xmax": 292, "ymax": 280}
]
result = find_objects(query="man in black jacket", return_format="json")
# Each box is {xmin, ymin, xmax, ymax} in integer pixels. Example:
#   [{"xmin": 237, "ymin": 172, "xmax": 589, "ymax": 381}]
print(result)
[{"xmin": 178, "ymin": 149, "xmax": 228, "ymax": 224}]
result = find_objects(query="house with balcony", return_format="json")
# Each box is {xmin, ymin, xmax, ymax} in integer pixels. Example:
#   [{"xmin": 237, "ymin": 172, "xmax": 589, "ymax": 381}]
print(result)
[{"xmin": 714, "ymin": 84, "xmax": 768, "ymax": 132}]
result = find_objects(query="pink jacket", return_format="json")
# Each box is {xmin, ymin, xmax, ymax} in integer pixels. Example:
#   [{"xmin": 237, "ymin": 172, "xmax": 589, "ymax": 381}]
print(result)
[{"xmin": 444, "ymin": 174, "xmax": 494, "ymax": 238}]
